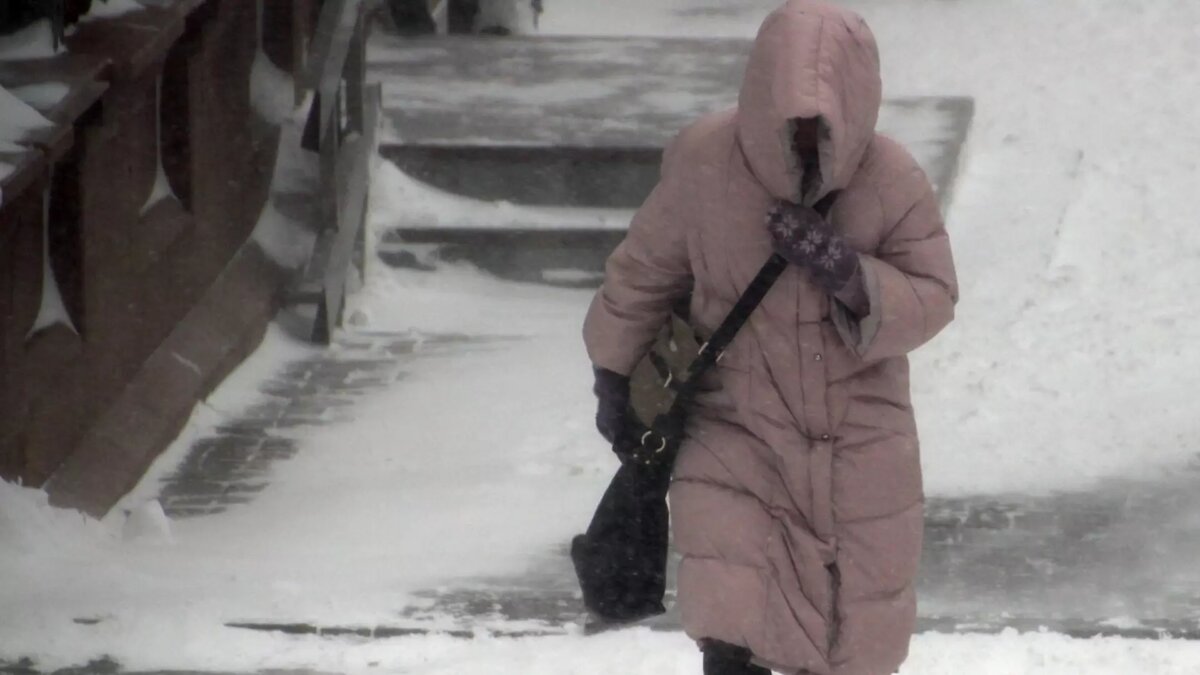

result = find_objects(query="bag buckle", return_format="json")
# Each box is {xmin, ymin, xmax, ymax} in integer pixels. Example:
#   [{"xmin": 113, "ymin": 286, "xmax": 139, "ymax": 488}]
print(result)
[
  {"xmin": 640, "ymin": 430, "xmax": 668, "ymax": 455},
  {"xmin": 698, "ymin": 341, "xmax": 725, "ymax": 363}
]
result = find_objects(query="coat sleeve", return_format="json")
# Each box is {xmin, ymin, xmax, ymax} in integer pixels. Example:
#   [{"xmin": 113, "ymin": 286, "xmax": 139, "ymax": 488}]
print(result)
[
  {"xmin": 583, "ymin": 140, "xmax": 693, "ymax": 376},
  {"xmin": 831, "ymin": 167, "xmax": 958, "ymax": 361}
]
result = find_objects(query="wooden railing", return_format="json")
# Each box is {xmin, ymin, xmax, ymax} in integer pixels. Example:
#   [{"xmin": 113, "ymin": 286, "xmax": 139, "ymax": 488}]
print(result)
[
  {"xmin": 1, "ymin": 0, "xmax": 308, "ymax": 507},
  {"xmin": 292, "ymin": 0, "xmax": 381, "ymax": 344}
]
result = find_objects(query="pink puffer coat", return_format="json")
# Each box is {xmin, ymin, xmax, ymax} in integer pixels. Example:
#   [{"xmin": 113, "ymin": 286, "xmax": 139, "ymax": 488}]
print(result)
[{"xmin": 583, "ymin": 1, "xmax": 958, "ymax": 673}]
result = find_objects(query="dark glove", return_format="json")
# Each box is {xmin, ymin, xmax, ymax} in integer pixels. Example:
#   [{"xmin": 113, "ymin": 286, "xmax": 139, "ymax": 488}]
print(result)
[
  {"xmin": 766, "ymin": 200, "xmax": 860, "ymax": 294},
  {"xmin": 593, "ymin": 367, "xmax": 631, "ymax": 445}
]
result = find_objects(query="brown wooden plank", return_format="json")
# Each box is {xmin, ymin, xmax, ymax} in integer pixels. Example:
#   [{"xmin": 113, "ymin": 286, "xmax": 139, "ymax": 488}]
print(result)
[
  {"xmin": 0, "ymin": 54, "xmax": 110, "ymax": 163},
  {"xmin": 61, "ymin": 0, "xmax": 205, "ymax": 80},
  {"xmin": 0, "ymin": 53, "xmax": 112, "ymax": 90},
  {"xmin": 344, "ymin": 13, "xmax": 366, "ymax": 134}
]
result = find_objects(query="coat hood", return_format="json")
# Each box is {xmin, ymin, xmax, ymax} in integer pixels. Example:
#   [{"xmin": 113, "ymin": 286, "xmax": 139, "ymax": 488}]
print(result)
[{"xmin": 737, "ymin": 0, "xmax": 882, "ymax": 204}]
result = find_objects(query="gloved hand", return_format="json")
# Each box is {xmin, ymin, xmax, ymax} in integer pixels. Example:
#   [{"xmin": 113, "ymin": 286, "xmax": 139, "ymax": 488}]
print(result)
[
  {"xmin": 766, "ymin": 200, "xmax": 861, "ymax": 294},
  {"xmin": 593, "ymin": 367, "xmax": 631, "ymax": 445}
]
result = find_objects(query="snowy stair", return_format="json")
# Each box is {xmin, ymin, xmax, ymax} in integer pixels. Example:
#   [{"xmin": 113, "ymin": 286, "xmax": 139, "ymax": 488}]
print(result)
[{"xmin": 366, "ymin": 35, "xmax": 973, "ymax": 286}]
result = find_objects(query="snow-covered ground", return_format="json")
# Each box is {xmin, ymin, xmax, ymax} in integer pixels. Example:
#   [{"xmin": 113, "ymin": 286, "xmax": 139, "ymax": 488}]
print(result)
[{"xmin": 4, "ymin": 0, "xmax": 1200, "ymax": 672}]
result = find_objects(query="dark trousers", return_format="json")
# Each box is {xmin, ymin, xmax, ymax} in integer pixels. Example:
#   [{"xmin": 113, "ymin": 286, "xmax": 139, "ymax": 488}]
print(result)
[
  {"xmin": 701, "ymin": 640, "xmax": 772, "ymax": 675},
  {"xmin": 386, "ymin": 0, "xmax": 436, "ymax": 35},
  {"xmin": 448, "ymin": 0, "xmax": 480, "ymax": 33}
]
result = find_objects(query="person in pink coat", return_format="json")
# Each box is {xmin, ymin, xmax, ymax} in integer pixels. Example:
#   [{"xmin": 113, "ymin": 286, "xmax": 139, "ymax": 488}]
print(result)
[{"xmin": 585, "ymin": 1, "xmax": 959, "ymax": 673}]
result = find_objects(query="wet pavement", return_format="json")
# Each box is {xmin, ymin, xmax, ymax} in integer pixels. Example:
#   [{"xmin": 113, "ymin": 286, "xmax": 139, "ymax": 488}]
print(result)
[
  {"xmin": 225, "ymin": 471, "xmax": 1200, "ymax": 642},
  {"xmin": 920, "ymin": 471, "xmax": 1200, "ymax": 637},
  {"xmin": 156, "ymin": 329, "xmax": 521, "ymax": 519}
]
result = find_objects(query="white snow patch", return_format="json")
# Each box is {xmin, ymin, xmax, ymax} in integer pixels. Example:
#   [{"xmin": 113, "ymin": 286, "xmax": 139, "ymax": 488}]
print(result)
[
  {"xmin": 1, "ymin": 84, "xmax": 53, "ymax": 145},
  {"xmin": 140, "ymin": 74, "xmax": 176, "ymax": 214},
  {"xmin": 120, "ymin": 500, "xmax": 173, "ymax": 544},
  {"xmin": 370, "ymin": 159, "xmax": 633, "ymax": 232},
  {"xmin": 252, "ymin": 198, "xmax": 315, "ymax": 269},
  {"xmin": 1099, "ymin": 616, "xmax": 1146, "ymax": 630},
  {"xmin": 7, "ymin": 82, "xmax": 70, "ymax": 113},
  {"xmin": 81, "ymin": 0, "xmax": 147, "ymax": 21},
  {"xmin": 0, "ymin": 481, "xmax": 117, "ymax": 561},
  {"xmin": 250, "ymin": 0, "xmax": 296, "ymax": 127},
  {"xmin": 903, "ymin": 629, "xmax": 1200, "ymax": 675},
  {"xmin": 27, "ymin": 265, "xmax": 76, "ymax": 337},
  {"xmin": 27, "ymin": 188, "xmax": 78, "ymax": 337},
  {"xmin": 856, "ymin": 0, "xmax": 1200, "ymax": 497},
  {"xmin": 541, "ymin": 268, "xmax": 604, "ymax": 284},
  {"xmin": 1, "ymin": 84, "xmax": 53, "ymax": 207},
  {"xmin": 249, "ymin": 47, "xmax": 296, "ymax": 126},
  {"xmin": 475, "ymin": 0, "xmax": 539, "ymax": 34},
  {"xmin": 7, "ymin": 597, "xmax": 1200, "ymax": 675},
  {"xmin": 249, "ymin": 95, "xmax": 319, "ymax": 269},
  {"xmin": 0, "ymin": 20, "xmax": 60, "ymax": 59}
]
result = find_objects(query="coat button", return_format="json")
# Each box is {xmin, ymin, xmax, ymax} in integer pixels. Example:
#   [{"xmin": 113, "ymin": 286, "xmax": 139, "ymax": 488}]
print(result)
[
  {"xmin": 814, "ymin": 353, "xmax": 823, "ymax": 362},
  {"xmin": 820, "ymin": 434, "xmax": 831, "ymax": 441}
]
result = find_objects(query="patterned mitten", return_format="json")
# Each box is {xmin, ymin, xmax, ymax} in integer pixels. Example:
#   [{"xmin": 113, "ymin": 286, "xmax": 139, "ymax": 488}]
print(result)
[{"xmin": 766, "ymin": 200, "xmax": 860, "ymax": 294}]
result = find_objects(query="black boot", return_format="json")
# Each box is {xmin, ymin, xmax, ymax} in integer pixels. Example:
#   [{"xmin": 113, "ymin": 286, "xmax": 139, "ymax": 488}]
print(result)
[{"xmin": 701, "ymin": 640, "xmax": 771, "ymax": 675}]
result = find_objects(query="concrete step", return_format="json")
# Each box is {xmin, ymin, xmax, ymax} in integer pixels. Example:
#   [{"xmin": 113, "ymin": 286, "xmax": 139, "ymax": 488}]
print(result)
[
  {"xmin": 367, "ymin": 35, "xmax": 973, "ymax": 282},
  {"xmin": 378, "ymin": 95, "xmax": 972, "ymax": 212},
  {"xmin": 376, "ymin": 227, "xmax": 616, "ymax": 287}
]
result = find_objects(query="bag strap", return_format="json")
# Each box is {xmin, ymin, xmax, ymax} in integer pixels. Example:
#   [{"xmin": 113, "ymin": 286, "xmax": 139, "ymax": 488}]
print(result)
[
  {"xmin": 673, "ymin": 189, "xmax": 839, "ymax": 404},
  {"xmin": 674, "ymin": 254, "xmax": 787, "ymax": 400},
  {"xmin": 632, "ymin": 191, "xmax": 839, "ymax": 463}
]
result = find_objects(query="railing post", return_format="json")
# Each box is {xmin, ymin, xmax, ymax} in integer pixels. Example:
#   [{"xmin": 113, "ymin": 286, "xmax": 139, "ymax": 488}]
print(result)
[
  {"xmin": 292, "ymin": 0, "xmax": 375, "ymax": 344},
  {"xmin": 320, "ymin": 94, "xmax": 340, "ymax": 231},
  {"xmin": 292, "ymin": 0, "xmax": 318, "ymax": 106},
  {"xmin": 345, "ymin": 11, "xmax": 366, "ymax": 135}
]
